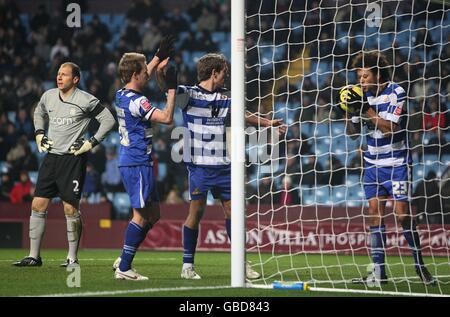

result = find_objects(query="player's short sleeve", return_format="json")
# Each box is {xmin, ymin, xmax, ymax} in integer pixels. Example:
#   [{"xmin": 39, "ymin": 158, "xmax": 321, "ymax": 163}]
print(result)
[
  {"xmin": 130, "ymin": 96, "xmax": 156, "ymax": 120},
  {"xmin": 385, "ymin": 85, "xmax": 406, "ymax": 124}
]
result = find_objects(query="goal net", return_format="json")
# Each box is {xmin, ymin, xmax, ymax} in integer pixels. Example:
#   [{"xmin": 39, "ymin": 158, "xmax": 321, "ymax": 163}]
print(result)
[{"xmin": 243, "ymin": 0, "xmax": 450, "ymax": 296}]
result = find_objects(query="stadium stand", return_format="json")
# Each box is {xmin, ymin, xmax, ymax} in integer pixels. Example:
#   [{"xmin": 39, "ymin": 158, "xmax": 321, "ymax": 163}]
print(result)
[{"xmin": 0, "ymin": 0, "xmax": 448, "ymax": 221}]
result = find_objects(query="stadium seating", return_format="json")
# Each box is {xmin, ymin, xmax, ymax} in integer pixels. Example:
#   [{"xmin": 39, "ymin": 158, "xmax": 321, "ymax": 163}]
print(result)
[
  {"xmin": 103, "ymin": 132, "xmax": 121, "ymax": 148},
  {"xmin": 28, "ymin": 171, "xmax": 38, "ymax": 184},
  {"xmin": 2, "ymin": 10, "xmax": 447, "ymax": 214}
]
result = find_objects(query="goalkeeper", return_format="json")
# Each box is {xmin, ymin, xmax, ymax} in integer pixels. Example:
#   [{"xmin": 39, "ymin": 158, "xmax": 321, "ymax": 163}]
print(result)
[
  {"xmin": 158, "ymin": 53, "xmax": 285, "ymax": 280},
  {"xmin": 13, "ymin": 62, "xmax": 115, "ymax": 268},
  {"xmin": 343, "ymin": 51, "xmax": 436, "ymax": 286}
]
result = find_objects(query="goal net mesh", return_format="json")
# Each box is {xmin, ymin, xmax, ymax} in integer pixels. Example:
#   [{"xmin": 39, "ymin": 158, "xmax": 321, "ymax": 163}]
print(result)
[{"xmin": 244, "ymin": 0, "xmax": 450, "ymax": 295}]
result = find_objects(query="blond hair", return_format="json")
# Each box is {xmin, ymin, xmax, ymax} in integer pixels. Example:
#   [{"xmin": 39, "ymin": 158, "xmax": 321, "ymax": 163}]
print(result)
[{"xmin": 118, "ymin": 52, "xmax": 146, "ymax": 84}]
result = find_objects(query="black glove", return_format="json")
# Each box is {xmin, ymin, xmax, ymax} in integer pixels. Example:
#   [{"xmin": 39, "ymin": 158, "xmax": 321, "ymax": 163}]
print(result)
[
  {"xmin": 165, "ymin": 64, "xmax": 178, "ymax": 90},
  {"xmin": 69, "ymin": 138, "xmax": 85, "ymax": 154},
  {"xmin": 69, "ymin": 137, "xmax": 99, "ymax": 155},
  {"xmin": 35, "ymin": 129, "xmax": 53, "ymax": 153},
  {"xmin": 155, "ymin": 35, "xmax": 175, "ymax": 60}
]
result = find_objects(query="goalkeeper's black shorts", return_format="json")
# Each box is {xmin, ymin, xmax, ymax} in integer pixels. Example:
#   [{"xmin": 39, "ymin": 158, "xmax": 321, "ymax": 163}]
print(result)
[{"xmin": 34, "ymin": 153, "xmax": 87, "ymax": 202}]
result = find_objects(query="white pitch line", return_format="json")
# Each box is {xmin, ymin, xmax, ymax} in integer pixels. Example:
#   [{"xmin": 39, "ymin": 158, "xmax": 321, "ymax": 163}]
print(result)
[
  {"xmin": 0, "ymin": 258, "xmax": 177, "ymax": 262},
  {"xmin": 309, "ymin": 287, "xmax": 450, "ymax": 297},
  {"xmin": 249, "ymin": 284, "xmax": 450, "ymax": 297},
  {"xmin": 27, "ymin": 285, "xmax": 233, "ymax": 297}
]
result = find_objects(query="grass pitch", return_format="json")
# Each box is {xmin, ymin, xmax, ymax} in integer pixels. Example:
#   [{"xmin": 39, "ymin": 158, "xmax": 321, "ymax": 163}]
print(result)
[{"xmin": 0, "ymin": 249, "xmax": 448, "ymax": 297}]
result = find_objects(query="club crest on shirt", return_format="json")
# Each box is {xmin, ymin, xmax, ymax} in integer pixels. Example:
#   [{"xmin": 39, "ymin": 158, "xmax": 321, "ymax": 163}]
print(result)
[{"xmin": 140, "ymin": 98, "xmax": 152, "ymax": 111}]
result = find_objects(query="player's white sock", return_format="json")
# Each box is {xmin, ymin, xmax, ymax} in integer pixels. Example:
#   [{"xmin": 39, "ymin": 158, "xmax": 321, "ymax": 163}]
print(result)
[
  {"xmin": 182, "ymin": 263, "xmax": 194, "ymax": 271},
  {"xmin": 29, "ymin": 210, "xmax": 47, "ymax": 258},
  {"xmin": 66, "ymin": 212, "xmax": 82, "ymax": 261}
]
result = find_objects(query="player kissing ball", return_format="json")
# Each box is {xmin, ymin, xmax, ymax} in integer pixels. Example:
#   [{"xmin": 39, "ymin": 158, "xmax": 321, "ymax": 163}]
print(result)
[{"xmin": 338, "ymin": 85, "xmax": 364, "ymax": 114}]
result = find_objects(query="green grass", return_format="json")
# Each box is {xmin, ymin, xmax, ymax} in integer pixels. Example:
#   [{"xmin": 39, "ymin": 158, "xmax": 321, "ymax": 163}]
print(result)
[{"xmin": 0, "ymin": 249, "xmax": 448, "ymax": 297}]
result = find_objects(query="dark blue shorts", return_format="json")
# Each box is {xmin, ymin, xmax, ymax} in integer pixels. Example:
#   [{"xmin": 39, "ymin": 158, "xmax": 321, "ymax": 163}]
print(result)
[
  {"xmin": 119, "ymin": 165, "xmax": 159, "ymax": 208},
  {"xmin": 363, "ymin": 163, "xmax": 410, "ymax": 201},
  {"xmin": 187, "ymin": 165, "xmax": 231, "ymax": 201}
]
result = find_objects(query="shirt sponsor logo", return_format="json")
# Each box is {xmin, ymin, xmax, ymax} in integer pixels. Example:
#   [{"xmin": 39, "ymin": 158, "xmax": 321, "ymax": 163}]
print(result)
[{"xmin": 50, "ymin": 117, "xmax": 76, "ymax": 125}]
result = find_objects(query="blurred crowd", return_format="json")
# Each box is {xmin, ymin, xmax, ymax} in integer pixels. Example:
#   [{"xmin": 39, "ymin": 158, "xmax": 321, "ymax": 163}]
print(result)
[
  {"xmin": 0, "ymin": 0, "xmax": 231, "ymax": 216},
  {"xmin": 0, "ymin": 0, "xmax": 449, "ymax": 222}
]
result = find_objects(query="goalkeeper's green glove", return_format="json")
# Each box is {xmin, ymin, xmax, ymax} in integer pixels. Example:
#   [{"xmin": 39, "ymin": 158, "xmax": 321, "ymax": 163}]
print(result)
[
  {"xmin": 70, "ymin": 137, "xmax": 99, "ymax": 156},
  {"xmin": 155, "ymin": 35, "xmax": 175, "ymax": 60},
  {"xmin": 35, "ymin": 130, "xmax": 53, "ymax": 153}
]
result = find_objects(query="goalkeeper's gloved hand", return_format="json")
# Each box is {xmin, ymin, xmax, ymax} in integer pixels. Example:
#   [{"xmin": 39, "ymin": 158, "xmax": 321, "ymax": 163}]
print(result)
[
  {"xmin": 155, "ymin": 35, "xmax": 175, "ymax": 60},
  {"xmin": 165, "ymin": 64, "xmax": 178, "ymax": 90},
  {"xmin": 70, "ymin": 137, "xmax": 99, "ymax": 156},
  {"xmin": 35, "ymin": 130, "xmax": 53, "ymax": 153}
]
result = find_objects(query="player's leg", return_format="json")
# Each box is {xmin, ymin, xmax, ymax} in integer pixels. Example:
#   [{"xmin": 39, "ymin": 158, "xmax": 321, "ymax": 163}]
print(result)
[
  {"xmin": 118, "ymin": 202, "xmax": 160, "ymax": 271},
  {"xmin": 180, "ymin": 165, "xmax": 208, "ymax": 279},
  {"xmin": 60, "ymin": 200, "xmax": 82, "ymax": 267},
  {"xmin": 181, "ymin": 199, "xmax": 206, "ymax": 279},
  {"xmin": 212, "ymin": 167, "xmax": 232, "ymax": 241},
  {"xmin": 114, "ymin": 165, "xmax": 158, "ymax": 280},
  {"xmin": 12, "ymin": 197, "xmax": 51, "ymax": 266},
  {"xmin": 219, "ymin": 198, "xmax": 261, "ymax": 280},
  {"xmin": 394, "ymin": 200, "xmax": 436, "ymax": 285},
  {"xmin": 353, "ymin": 164, "xmax": 388, "ymax": 284},
  {"xmin": 57, "ymin": 154, "xmax": 87, "ymax": 267},
  {"xmin": 367, "ymin": 196, "xmax": 388, "ymax": 281},
  {"xmin": 221, "ymin": 199, "xmax": 231, "ymax": 238},
  {"xmin": 390, "ymin": 166, "xmax": 437, "ymax": 286},
  {"xmin": 114, "ymin": 206, "xmax": 154, "ymax": 280},
  {"xmin": 13, "ymin": 154, "xmax": 57, "ymax": 267}
]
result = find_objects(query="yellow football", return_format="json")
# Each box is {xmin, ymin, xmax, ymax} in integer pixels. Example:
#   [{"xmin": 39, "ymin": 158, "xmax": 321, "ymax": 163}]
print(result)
[{"xmin": 338, "ymin": 85, "xmax": 364, "ymax": 113}]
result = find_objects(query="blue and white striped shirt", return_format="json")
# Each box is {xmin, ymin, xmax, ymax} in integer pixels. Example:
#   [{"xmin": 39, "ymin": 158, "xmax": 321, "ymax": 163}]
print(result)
[
  {"xmin": 363, "ymin": 82, "xmax": 410, "ymax": 167},
  {"xmin": 178, "ymin": 85, "xmax": 230, "ymax": 168},
  {"xmin": 115, "ymin": 88, "xmax": 156, "ymax": 167}
]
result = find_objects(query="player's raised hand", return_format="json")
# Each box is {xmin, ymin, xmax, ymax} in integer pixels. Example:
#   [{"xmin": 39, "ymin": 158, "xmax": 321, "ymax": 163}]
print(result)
[
  {"xmin": 156, "ymin": 35, "xmax": 175, "ymax": 60},
  {"xmin": 35, "ymin": 130, "xmax": 53, "ymax": 153}
]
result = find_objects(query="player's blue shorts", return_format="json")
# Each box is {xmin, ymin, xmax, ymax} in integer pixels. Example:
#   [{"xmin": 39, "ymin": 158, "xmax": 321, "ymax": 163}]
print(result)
[
  {"xmin": 363, "ymin": 163, "xmax": 410, "ymax": 201},
  {"xmin": 119, "ymin": 165, "xmax": 159, "ymax": 208},
  {"xmin": 187, "ymin": 165, "xmax": 231, "ymax": 201}
]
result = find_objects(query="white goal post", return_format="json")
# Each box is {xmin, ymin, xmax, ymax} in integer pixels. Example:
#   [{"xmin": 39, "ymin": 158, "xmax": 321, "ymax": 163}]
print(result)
[{"xmin": 232, "ymin": 0, "xmax": 450, "ymax": 296}]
